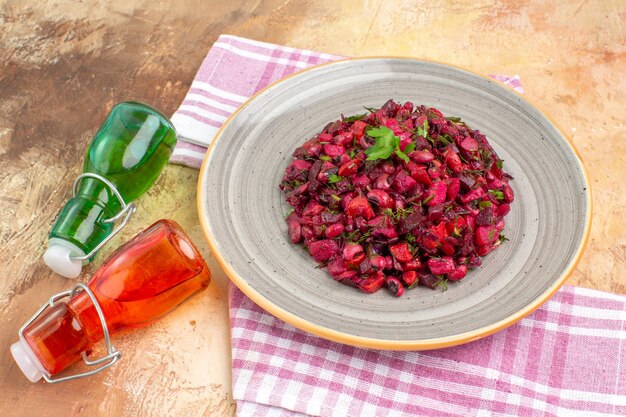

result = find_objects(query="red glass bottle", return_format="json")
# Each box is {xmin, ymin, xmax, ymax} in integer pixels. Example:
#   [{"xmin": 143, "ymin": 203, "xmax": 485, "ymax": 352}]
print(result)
[{"xmin": 11, "ymin": 219, "xmax": 211, "ymax": 382}]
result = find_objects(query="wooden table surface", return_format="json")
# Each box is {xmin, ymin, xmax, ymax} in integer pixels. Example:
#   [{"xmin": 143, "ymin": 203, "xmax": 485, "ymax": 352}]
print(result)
[{"xmin": 1, "ymin": 1, "xmax": 624, "ymax": 416}]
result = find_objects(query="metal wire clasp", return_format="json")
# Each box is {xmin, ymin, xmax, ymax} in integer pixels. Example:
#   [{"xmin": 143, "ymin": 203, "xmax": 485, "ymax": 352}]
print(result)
[
  {"xmin": 69, "ymin": 173, "xmax": 136, "ymax": 261},
  {"xmin": 18, "ymin": 282, "xmax": 122, "ymax": 383}
]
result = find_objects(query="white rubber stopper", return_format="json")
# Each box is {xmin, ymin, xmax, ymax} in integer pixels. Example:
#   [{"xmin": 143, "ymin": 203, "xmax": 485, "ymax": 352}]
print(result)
[
  {"xmin": 11, "ymin": 339, "xmax": 45, "ymax": 382},
  {"xmin": 43, "ymin": 239, "xmax": 85, "ymax": 279}
]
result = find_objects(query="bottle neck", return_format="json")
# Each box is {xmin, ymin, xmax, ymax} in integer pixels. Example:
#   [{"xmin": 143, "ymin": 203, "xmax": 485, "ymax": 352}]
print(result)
[
  {"xmin": 21, "ymin": 300, "xmax": 92, "ymax": 375},
  {"xmin": 48, "ymin": 193, "xmax": 116, "ymax": 256}
]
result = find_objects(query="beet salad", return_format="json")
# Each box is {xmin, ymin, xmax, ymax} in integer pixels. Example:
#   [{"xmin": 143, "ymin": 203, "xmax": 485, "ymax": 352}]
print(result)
[{"xmin": 280, "ymin": 100, "xmax": 514, "ymax": 297}]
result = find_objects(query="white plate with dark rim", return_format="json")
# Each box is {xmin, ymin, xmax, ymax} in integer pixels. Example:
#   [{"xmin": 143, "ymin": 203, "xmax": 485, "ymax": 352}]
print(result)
[{"xmin": 197, "ymin": 58, "xmax": 591, "ymax": 350}]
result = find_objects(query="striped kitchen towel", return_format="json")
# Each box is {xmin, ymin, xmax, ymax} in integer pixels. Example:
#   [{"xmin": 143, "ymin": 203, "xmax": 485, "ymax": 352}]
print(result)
[
  {"xmin": 230, "ymin": 284, "xmax": 626, "ymax": 417},
  {"xmin": 169, "ymin": 35, "xmax": 522, "ymax": 168},
  {"xmin": 168, "ymin": 35, "xmax": 624, "ymax": 416}
]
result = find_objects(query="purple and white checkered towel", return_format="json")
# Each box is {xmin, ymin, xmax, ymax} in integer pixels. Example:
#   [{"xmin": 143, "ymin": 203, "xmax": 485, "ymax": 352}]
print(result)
[{"xmin": 169, "ymin": 35, "xmax": 625, "ymax": 416}]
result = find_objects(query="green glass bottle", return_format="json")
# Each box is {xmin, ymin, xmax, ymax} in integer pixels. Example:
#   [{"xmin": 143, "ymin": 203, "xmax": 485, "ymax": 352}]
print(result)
[{"xmin": 44, "ymin": 101, "xmax": 177, "ymax": 278}]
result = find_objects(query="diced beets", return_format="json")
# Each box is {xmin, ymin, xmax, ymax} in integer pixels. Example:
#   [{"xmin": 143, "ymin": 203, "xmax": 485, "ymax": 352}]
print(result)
[
  {"xmin": 312, "ymin": 225, "xmax": 324, "ymax": 238},
  {"xmin": 384, "ymin": 256, "xmax": 394, "ymax": 270},
  {"xmin": 397, "ymin": 212, "xmax": 423, "ymax": 235},
  {"xmin": 403, "ymin": 258, "xmax": 421, "ymax": 271},
  {"xmin": 430, "ymin": 222, "xmax": 448, "ymax": 240},
  {"xmin": 497, "ymin": 203, "xmax": 510, "ymax": 216},
  {"xmin": 374, "ymin": 174, "xmax": 392, "ymax": 190},
  {"xmin": 353, "ymin": 174, "xmax": 371, "ymax": 189},
  {"xmin": 408, "ymin": 165, "xmax": 432, "ymax": 186},
  {"xmin": 466, "ymin": 216, "xmax": 476, "ymax": 232},
  {"xmin": 444, "ymin": 149, "xmax": 463, "ymax": 173},
  {"xmin": 351, "ymin": 120, "xmax": 367, "ymax": 138},
  {"xmin": 302, "ymin": 226, "xmax": 315, "ymax": 241},
  {"xmin": 323, "ymin": 144, "xmax": 345, "ymax": 157},
  {"xmin": 338, "ymin": 159, "xmax": 360, "ymax": 177},
  {"xmin": 460, "ymin": 187, "xmax": 486, "ymax": 203},
  {"xmin": 336, "ymin": 154, "xmax": 351, "ymax": 167},
  {"xmin": 460, "ymin": 137, "xmax": 478, "ymax": 152},
  {"xmin": 281, "ymin": 100, "xmax": 515, "ymax": 296},
  {"xmin": 343, "ymin": 243, "xmax": 364, "ymax": 261},
  {"xmin": 503, "ymin": 184, "xmax": 515, "ymax": 203},
  {"xmin": 446, "ymin": 216, "xmax": 467, "ymax": 234},
  {"xmin": 425, "ymin": 181, "xmax": 447, "ymax": 206},
  {"xmin": 303, "ymin": 200, "xmax": 324, "ymax": 217},
  {"xmin": 291, "ymin": 159, "xmax": 312, "ymax": 171},
  {"xmin": 324, "ymin": 223, "xmax": 344, "ymax": 239},
  {"xmin": 399, "ymin": 133, "xmax": 413, "ymax": 151},
  {"xmin": 428, "ymin": 256, "xmax": 455, "ymax": 275},
  {"xmin": 308, "ymin": 239, "xmax": 339, "ymax": 262},
  {"xmin": 370, "ymin": 255, "xmax": 386, "ymax": 270},
  {"xmin": 476, "ymin": 245, "xmax": 492, "ymax": 256},
  {"xmin": 459, "ymin": 174, "xmax": 476, "ymax": 191},
  {"xmin": 491, "ymin": 164, "xmax": 503, "ymax": 179},
  {"xmin": 386, "ymin": 276, "xmax": 405, "ymax": 297},
  {"xmin": 346, "ymin": 253, "xmax": 366, "ymax": 269},
  {"xmin": 334, "ymin": 131, "xmax": 354, "ymax": 147},
  {"xmin": 317, "ymin": 133, "xmax": 333, "ymax": 142},
  {"xmin": 287, "ymin": 213, "xmax": 302, "ymax": 243},
  {"xmin": 463, "ymin": 203, "xmax": 480, "ymax": 217},
  {"xmin": 409, "ymin": 150, "xmax": 435, "ymax": 163},
  {"xmin": 475, "ymin": 225, "xmax": 498, "ymax": 247},
  {"xmin": 321, "ymin": 212, "xmax": 345, "ymax": 224},
  {"xmin": 359, "ymin": 272, "xmax": 385, "ymax": 293},
  {"xmin": 390, "ymin": 243, "xmax": 413, "ymax": 262},
  {"xmin": 392, "ymin": 171, "xmax": 417, "ymax": 194},
  {"xmin": 333, "ymin": 271, "xmax": 359, "ymax": 285},
  {"xmin": 487, "ymin": 178, "xmax": 504, "ymax": 190},
  {"xmin": 447, "ymin": 178, "xmax": 461, "ymax": 201},
  {"xmin": 327, "ymin": 257, "xmax": 347, "ymax": 277},
  {"xmin": 346, "ymin": 196, "xmax": 375, "ymax": 220},
  {"xmin": 440, "ymin": 241, "xmax": 456, "ymax": 256},
  {"xmin": 421, "ymin": 233, "xmax": 440, "ymax": 251},
  {"xmin": 428, "ymin": 160, "xmax": 443, "ymax": 179},
  {"xmin": 475, "ymin": 206, "xmax": 495, "ymax": 226},
  {"xmin": 401, "ymin": 271, "xmax": 418, "ymax": 287},
  {"xmin": 447, "ymin": 265, "xmax": 468, "ymax": 281},
  {"xmin": 373, "ymin": 227, "xmax": 399, "ymax": 239},
  {"xmin": 367, "ymin": 189, "xmax": 394, "ymax": 209},
  {"xmin": 303, "ymin": 140, "xmax": 322, "ymax": 157},
  {"xmin": 381, "ymin": 162, "xmax": 395, "ymax": 174},
  {"xmin": 419, "ymin": 273, "xmax": 439, "ymax": 289}
]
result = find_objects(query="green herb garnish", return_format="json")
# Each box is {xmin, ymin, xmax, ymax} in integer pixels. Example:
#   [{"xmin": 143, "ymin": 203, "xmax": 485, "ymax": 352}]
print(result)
[
  {"xmin": 343, "ymin": 113, "xmax": 367, "ymax": 123},
  {"xmin": 364, "ymin": 106, "xmax": 378, "ymax": 113},
  {"xmin": 489, "ymin": 189, "xmax": 505, "ymax": 200},
  {"xmin": 435, "ymin": 275, "xmax": 448, "ymax": 291},
  {"xmin": 423, "ymin": 194, "xmax": 434, "ymax": 205},
  {"xmin": 438, "ymin": 134, "xmax": 452, "ymax": 146},
  {"xmin": 364, "ymin": 126, "xmax": 412, "ymax": 163},
  {"xmin": 319, "ymin": 155, "xmax": 332, "ymax": 161},
  {"xmin": 415, "ymin": 119, "xmax": 429, "ymax": 138},
  {"xmin": 446, "ymin": 116, "xmax": 462, "ymax": 123},
  {"xmin": 328, "ymin": 174, "xmax": 343, "ymax": 184},
  {"xmin": 478, "ymin": 201, "xmax": 492, "ymax": 208},
  {"xmin": 496, "ymin": 159, "xmax": 504, "ymax": 170}
]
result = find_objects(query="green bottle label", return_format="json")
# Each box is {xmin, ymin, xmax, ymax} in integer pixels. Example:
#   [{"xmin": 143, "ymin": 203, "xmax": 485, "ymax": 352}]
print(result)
[{"xmin": 49, "ymin": 101, "xmax": 177, "ymax": 256}]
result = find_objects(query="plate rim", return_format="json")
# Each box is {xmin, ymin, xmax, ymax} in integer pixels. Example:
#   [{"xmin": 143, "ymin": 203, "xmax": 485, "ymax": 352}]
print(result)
[{"xmin": 196, "ymin": 56, "xmax": 593, "ymax": 350}]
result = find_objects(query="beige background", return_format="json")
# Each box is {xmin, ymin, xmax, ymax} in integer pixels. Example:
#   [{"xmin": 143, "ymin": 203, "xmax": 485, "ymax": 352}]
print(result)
[{"xmin": 0, "ymin": 1, "xmax": 624, "ymax": 416}]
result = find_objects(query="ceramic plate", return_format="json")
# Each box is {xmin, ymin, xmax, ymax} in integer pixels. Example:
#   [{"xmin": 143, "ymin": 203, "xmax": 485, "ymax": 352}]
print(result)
[{"xmin": 198, "ymin": 58, "xmax": 591, "ymax": 350}]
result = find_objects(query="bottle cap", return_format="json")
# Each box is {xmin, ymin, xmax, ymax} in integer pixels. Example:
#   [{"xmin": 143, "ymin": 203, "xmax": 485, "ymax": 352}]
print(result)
[
  {"xmin": 43, "ymin": 238, "xmax": 85, "ymax": 279},
  {"xmin": 11, "ymin": 339, "xmax": 45, "ymax": 382}
]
